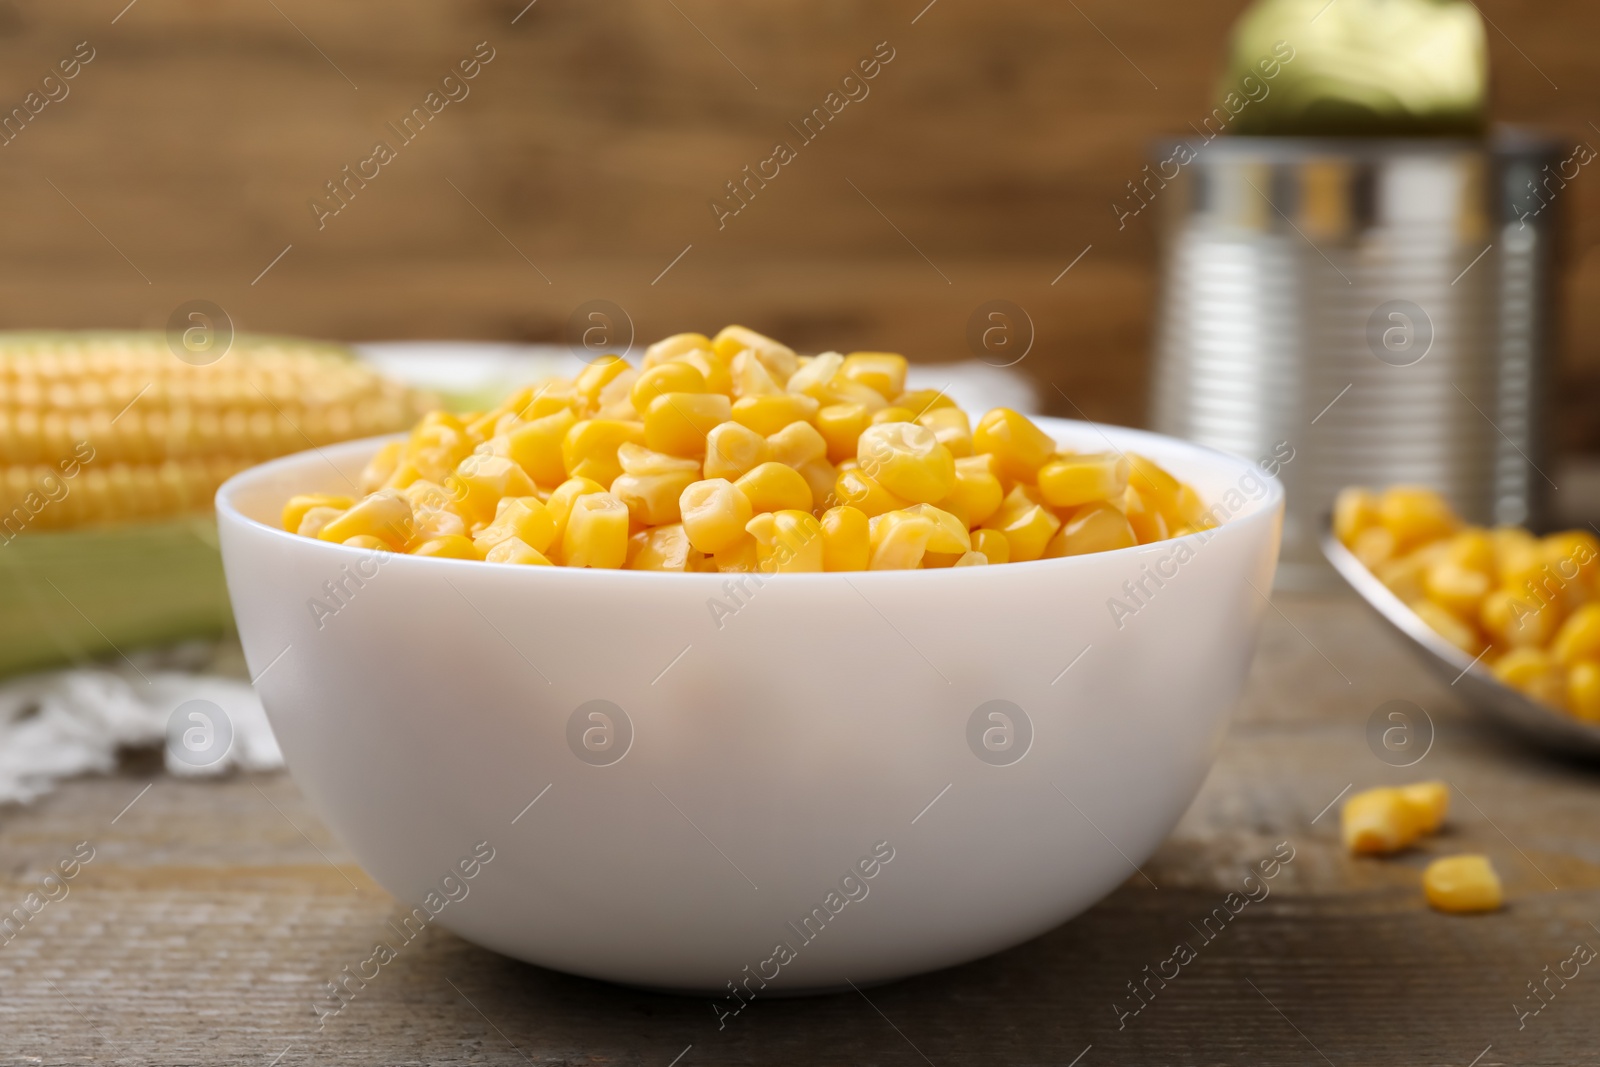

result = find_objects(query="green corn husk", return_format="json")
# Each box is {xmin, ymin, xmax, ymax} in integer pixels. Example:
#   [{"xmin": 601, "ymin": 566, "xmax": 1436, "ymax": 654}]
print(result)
[
  {"xmin": 1220, "ymin": 0, "xmax": 1489, "ymax": 137},
  {"xmin": 0, "ymin": 516, "xmax": 232, "ymax": 677}
]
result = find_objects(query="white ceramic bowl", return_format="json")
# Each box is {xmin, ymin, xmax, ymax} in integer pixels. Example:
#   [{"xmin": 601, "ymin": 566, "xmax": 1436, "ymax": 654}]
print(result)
[{"xmin": 216, "ymin": 417, "xmax": 1283, "ymax": 994}]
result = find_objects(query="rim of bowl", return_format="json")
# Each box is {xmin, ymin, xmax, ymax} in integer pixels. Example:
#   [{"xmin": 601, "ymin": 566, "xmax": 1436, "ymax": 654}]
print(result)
[{"xmin": 214, "ymin": 416, "xmax": 1285, "ymax": 584}]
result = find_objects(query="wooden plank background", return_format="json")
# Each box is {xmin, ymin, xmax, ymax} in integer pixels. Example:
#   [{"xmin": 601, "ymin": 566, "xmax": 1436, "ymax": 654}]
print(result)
[{"xmin": 0, "ymin": 0, "xmax": 1596, "ymax": 446}]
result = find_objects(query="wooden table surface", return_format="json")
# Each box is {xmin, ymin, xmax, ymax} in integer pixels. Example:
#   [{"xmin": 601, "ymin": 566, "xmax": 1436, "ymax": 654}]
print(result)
[{"xmin": 3, "ymin": 589, "xmax": 1598, "ymax": 1066}]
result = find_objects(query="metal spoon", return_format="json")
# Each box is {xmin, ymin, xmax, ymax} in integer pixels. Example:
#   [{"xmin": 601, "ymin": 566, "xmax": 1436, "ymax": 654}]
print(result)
[{"xmin": 1320, "ymin": 523, "xmax": 1600, "ymax": 758}]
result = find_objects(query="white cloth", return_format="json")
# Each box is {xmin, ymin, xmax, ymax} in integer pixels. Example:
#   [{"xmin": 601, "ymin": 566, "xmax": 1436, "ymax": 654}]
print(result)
[{"xmin": 0, "ymin": 644, "xmax": 282, "ymax": 806}]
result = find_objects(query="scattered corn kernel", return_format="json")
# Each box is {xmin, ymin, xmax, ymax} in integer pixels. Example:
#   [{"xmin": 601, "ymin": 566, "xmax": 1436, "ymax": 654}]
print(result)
[
  {"xmin": 1341, "ymin": 786, "xmax": 1423, "ymax": 854},
  {"xmin": 1038, "ymin": 453, "xmax": 1130, "ymax": 509},
  {"xmin": 1423, "ymin": 855, "xmax": 1502, "ymax": 913}
]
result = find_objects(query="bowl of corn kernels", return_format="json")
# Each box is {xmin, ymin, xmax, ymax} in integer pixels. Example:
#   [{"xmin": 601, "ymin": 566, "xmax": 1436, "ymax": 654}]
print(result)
[
  {"xmin": 1327, "ymin": 484, "xmax": 1600, "ymax": 753},
  {"xmin": 216, "ymin": 327, "xmax": 1284, "ymax": 992}
]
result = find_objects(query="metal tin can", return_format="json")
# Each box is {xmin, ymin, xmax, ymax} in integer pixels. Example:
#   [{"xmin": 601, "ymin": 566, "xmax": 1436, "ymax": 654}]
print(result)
[{"xmin": 1150, "ymin": 131, "xmax": 1562, "ymax": 588}]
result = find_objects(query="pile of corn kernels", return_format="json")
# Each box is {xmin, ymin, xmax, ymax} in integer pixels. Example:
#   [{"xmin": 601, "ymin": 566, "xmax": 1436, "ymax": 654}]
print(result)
[
  {"xmin": 1336, "ymin": 484, "xmax": 1600, "ymax": 720},
  {"xmin": 284, "ymin": 327, "xmax": 1212, "ymax": 572}
]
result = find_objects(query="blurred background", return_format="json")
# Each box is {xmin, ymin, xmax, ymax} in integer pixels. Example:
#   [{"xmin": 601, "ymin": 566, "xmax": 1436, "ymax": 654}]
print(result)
[{"xmin": 2, "ymin": 0, "xmax": 1595, "ymax": 449}]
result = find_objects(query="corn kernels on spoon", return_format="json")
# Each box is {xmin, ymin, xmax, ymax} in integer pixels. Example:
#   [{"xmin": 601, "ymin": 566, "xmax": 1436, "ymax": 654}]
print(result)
[{"xmin": 1321, "ymin": 521, "xmax": 1600, "ymax": 758}]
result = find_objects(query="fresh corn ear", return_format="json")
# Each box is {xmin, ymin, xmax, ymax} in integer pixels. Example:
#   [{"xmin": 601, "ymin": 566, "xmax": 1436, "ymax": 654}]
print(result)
[
  {"xmin": 0, "ymin": 331, "xmax": 435, "ymax": 676},
  {"xmin": 1, "ymin": 331, "xmax": 434, "ymax": 532}
]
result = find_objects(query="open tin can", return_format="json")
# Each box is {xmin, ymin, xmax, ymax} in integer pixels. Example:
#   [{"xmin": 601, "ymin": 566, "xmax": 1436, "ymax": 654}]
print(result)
[{"xmin": 1149, "ymin": 130, "xmax": 1565, "ymax": 588}]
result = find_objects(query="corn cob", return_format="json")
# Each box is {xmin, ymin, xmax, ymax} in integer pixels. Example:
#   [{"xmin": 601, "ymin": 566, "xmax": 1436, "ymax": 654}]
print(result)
[
  {"xmin": 0, "ymin": 331, "xmax": 434, "ymax": 676},
  {"xmin": 0, "ymin": 332, "xmax": 432, "ymax": 533}
]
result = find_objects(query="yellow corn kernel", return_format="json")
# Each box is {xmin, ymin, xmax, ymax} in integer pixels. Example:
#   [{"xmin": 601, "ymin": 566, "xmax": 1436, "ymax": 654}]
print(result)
[
  {"xmin": 816, "ymin": 403, "xmax": 873, "ymax": 464},
  {"xmin": 1046, "ymin": 501, "xmax": 1137, "ymax": 558},
  {"xmin": 1411, "ymin": 599, "xmax": 1485, "ymax": 656},
  {"xmin": 574, "ymin": 355, "xmax": 632, "ymax": 409},
  {"xmin": 642, "ymin": 332, "xmax": 713, "ymax": 368},
  {"xmin": 1423, "ymin": 560, "xmax": 1491, "ymax": 619},
  {"xmin": 1493, "ymin": 647, "xmax": 1567, "ymax": 709},
  {"xmin": 1553, "ymin": 603, "xmax": 1600, "ymax": 666},
  {"xmin": 856, "ymin": 422, "xmax": 956, "ymax": 504},
  {"xmin": 544, "ymin": 475, "xmax": 606, "ymax": 547},
  {"xmin": 1543, "ymin": 530, "xmax": 1600, "ymax": 587},
  {"xmin": 971, "ymin": 527, "xmax": 1010, "ymax": 565},
  {"xmin": 360, "ymin": 441, "xmax": 402, "ymax": 493},
  {"xmin": 894, "ymin": 388, "xmax": 957, "ymax": 417},
  {"xmin": 820, "ymin": 505, "xmax": 870, "ymax": 571},
  {"xmin": 953, "ymin": 551, "xmax": 988, "ymax": 566},
  {"xmin": 840, "ymin": 352, "xmax": 908, "ymax": 399},
  {"xmin": 731, "ymin": 393, "xmax": 820, "ymax": 437},
  {"xmin": 972, "ymin": 408, "xmax": 1056, "ymax": 483},
  {"xmin": 480, "ymin": 383, "xmax": 571, "ymax": 433},
  {"xmin": 562, "ymin": 492, "xmax": 630, "ymax": 568},
  {"xmin": 594, "ymin": 367, "xmax": 640, "ymax": 421},
  {"xmin": 680, "ymin": 478, "xmax": 754, "ymax": 554},
  {"xmin": 735, "ymin": 462, "xmax": 813, "ymax": 514},
  {"xmin": 475, "ymin": 495, "xmax": 558, "ymax": 555},
  {"xmin": 283, "ymin": 493, "xmax": 354, "ymax": 533},
  {"xmin": 704, "ymin": 421, "xmax": 772, "ymax": 481},
  {"xmin": 1569, "ymin": 661, "xmax": 1600, "ymax": 721},
  {"xmin": 711, "ymin": 325, "xmax": 798, "ymax": 382},
  {"xmin": 341, "ymin": 534, "xmax": 393, "ymax": 552},
  {"xmin": 506, "ymin": 408, "xmax": 578, "ymax": 487},
  {"xmin": 403, "ymin": 422, "xmax": 474, "ymax": 485},
  {"xmin": 788, "ymin": 352, "xmax": 887, "ymax": 411},
  {"xmin": 296, "ymin": 505, "xmax": 344, "ymax": 538},
  {"xmin": 562, "ymin": 418, "xmax": 646, "ymax": 486},
  {"xmin": 1493, "ymin": 526, "xmax": 1544, "ymax": 590},
  {"xmin": 834, "ymin": 467, "xmax": 909, "ymax": 518},
  {"xmin": 1379, "ymin": 485, "xmax": 1458, "ymax": 551},
  {"xmin": 1443, "ymin": 528, "xmax": 1495, "ymax": 575},
  {"xmin": 644, "ymin": 393, "xmax": 732, "ymax": 457},
  {"xmin": 1398, "ymin": 781, "xmax": 1450, "ymax": 834},
  {"xmin": 713, "ymin": 534, "xmax": 759, "ymax": 573},
  {"xmin": 870, "ymin": 406, "xmax": 916, "ymax": 425},
  {"xmin": 1423, "ymin": 855, "xmax": 1502, "ymax": 914},
  {"xmin": 1038, "ymin": 453, "xmax": 1131, "ymax": 509},
  {"xmin": 610, "ymin": 444, "xmax": 700, "ymax": 526},
  {"xmin": 631, "ymin": 362, "xmax": 707, "ymax": 414},
  {"xmin": 1341, "ymin": 787, "xmax": 1421, "ymax": 854},
  {"xmin": 869, "ymin": 511, "xmax": 936, "ymax": 570},
  {"xmin": 729, "ymin": 350, "xmax": 784, "ymax": 398},
  {"xmin": 486, "ymin": 536, "xmax": 553, "ymax": 566},
  {"xmin": 447, "ymin": 453, "xmax": 538, "ymax": 525},
  {"xmin": 797, "ymin": 457, "xmax": 837, "ymax": 508},
  {"xmin": 670, "ymin": 348, "xmax": 734, "ymax": 396},
  {"xmin": 936, "ymin": 454, "xmax": 1003, "ymax": 528},
  {"xmin": 982, "ymin": 486, "xmax": 1061, "ymax": 563},
  {"xmin": 1172, "ymin": 484, "xmax": 1213, "ymax": 529},
  {"xmin": 318, "ymin": 489, "xmax": 413, "ymax": 549},
  {"xmin": 1123, "ymin": 454, "xmax": 1181, "ymax": 517},
  {"xmin": 412, "ymin": 507, "xmax": 467, "ymax": 542},
  {"xmin": 627, "ymin": 523, "xmax": 693, "ymax": 571},
  {"xmin": 900, "ymin": 503, "xmax": 971, "ymax": 554},
  {"xmin": 1374, "ymin": 551, "xmax": 1429, "ymax": 605},
  {"xmin": 1333, "ymin": 486, "xmax": 1380, "ymax": 546},
  {"xmin": 413, "ymin": 535, "xmax": 482, "ymax": 560},
  {"xmin": 1480, "ymin": 588, "xmax": 1560, "ymax": 649},
  {"xmin": 1352, "ymin": 525, "xmax": 1398, "ymax": 568},
  {"xmin": 766, "ymin": 420, "xmax": 828, "ymax": 468},
  {"xmin": 1122, "ymin": 485, "xmax": 1169, "ymax": 545},
  {"xmin": 747, "ymin": 509, "xmax": 825, "ymax": 573},
  {"xmin": 916, "ymin": 406, "xmax": 972, "ymax": 457}
]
